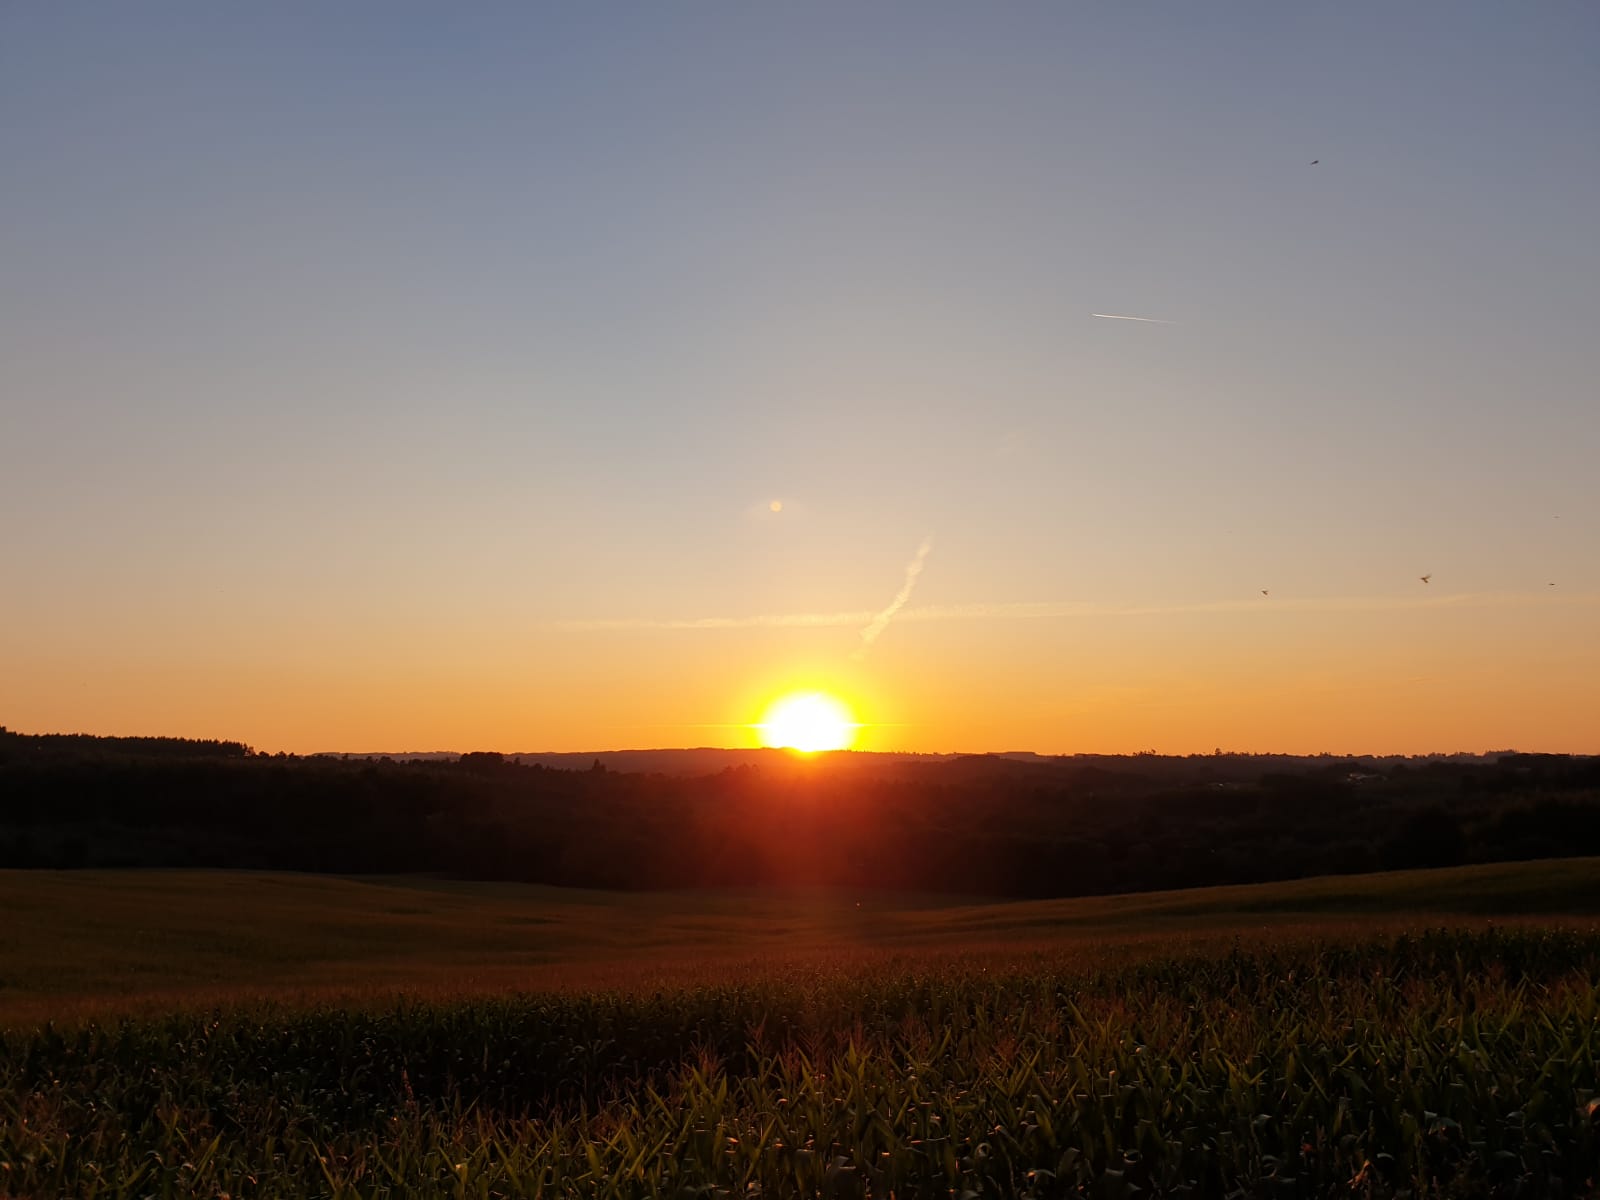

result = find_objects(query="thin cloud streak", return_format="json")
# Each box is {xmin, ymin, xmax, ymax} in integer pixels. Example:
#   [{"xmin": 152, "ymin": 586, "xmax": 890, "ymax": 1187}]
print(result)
[
  {"xmin": 551, "ymin": 610, "xmax": 877, "ymax": 632},
  {"xmin": 551, "ymin": 590, "xmax": 1599, "ymax": 633},
  {"xmin": 1091, "ymin": 313, "xmax": 1177, "ymax": 324},
  {"xmin": 852, "ymin": 537, "xmax": 934, "ymax": 660}
]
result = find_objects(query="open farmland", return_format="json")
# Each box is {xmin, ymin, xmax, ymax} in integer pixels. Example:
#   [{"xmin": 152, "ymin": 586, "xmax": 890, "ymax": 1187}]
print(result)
[
  {"xmin": 3, "ymin": 858, "xmax": 1600, "ymax": 1024},
  {"xmin": 3, "ymin": 863, "xmax": 1600, "ymax": 1196}
]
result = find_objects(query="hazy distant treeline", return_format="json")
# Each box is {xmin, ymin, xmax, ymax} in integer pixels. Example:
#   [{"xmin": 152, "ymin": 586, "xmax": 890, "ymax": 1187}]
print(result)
[
  {"xmin": 2, "ymin": 729, "xmax": 1598, "ymax": 896},
  {"xmin": 1, "ymin": 730, "xmax": 252, "ymax": 759}
]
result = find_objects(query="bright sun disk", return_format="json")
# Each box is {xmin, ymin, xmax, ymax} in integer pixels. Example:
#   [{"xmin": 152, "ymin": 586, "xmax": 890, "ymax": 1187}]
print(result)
[{"xmin": 757, "ymin": 691, "xmax": 857, "ymax": 752}]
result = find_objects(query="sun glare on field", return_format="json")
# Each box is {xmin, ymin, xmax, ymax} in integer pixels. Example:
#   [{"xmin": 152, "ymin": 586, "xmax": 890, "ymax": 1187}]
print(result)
[{"xmin": 757, "ymin": 692, "xmax": 858, "ymax": 752}]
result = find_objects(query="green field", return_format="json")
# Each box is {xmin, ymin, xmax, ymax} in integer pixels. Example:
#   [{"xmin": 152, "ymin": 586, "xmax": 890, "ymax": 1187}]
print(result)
[
  {"xmin": 3, "ymin": 858, "xmax": 1600, "ymax": 1024},
  {"xmin": 5, "ymin": 858, "xmax": 1600, "ymax": 1025},
  {"xmin": 4, "ymin": 862, "xmax": 1600, "ymax": 1197}
]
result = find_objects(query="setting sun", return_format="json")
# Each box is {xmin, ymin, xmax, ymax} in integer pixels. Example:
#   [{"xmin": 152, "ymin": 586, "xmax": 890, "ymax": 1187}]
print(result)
[{"xmin": 756, "ymin": 692, "xmax": 858, "ymax": 752}]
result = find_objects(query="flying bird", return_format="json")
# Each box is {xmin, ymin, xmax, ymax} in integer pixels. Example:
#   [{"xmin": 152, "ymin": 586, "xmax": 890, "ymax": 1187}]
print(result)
[
  {"xmin": 1310, "ymin": 159, "xmax": 1319, "ymax": 165},
  {"xmin": 1419, "ymin": 575, "xmax": 1431, "ymax": 584},
  {"xmin": 1261, "ymin": 589, "xmax": 1269, "ymax": 596}
]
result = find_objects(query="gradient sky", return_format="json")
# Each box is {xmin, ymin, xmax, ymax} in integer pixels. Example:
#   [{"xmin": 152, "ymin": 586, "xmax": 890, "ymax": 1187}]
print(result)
[{"xmin": 3, "ymin": 3, "xmax": 1597, "ymax": 755}]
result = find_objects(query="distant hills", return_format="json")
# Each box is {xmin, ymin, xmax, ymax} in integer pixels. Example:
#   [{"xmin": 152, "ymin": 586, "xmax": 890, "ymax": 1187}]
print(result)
[
  {"xmin": 330, "ymin": 748, "xmax": 953, "ymax": 774},
  {"xmin": 318, "ymin": 746, "xmax": 1520, "ymax": 777},
  {"xmin": 0, "ymin": 727, "xmax": 1533, "ymax": 780}
]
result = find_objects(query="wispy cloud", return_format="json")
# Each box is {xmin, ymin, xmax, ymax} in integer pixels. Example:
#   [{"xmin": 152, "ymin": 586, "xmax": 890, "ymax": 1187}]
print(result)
[
  {"xmin": 549, "ymin": 590, "xmax": 1598, "ymax": 633},
  {"xmin": 1092, "ymin": 313, "xmax": 1177, "ymax": 324},
  {"xmin": 550, "ymin": 610, "xmax": 876, "ymax": 632},
  {"xmin": 852, "ymin": 537, "xmax": 934, "ymax": 660},
  {"xmin": 899, "ymin": 592, "xmax": 1600, "ymax": 621}
]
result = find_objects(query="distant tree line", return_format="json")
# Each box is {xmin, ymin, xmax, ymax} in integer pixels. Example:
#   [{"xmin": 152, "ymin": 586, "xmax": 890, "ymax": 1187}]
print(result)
[
  {"xmin": 2, "ymin": 728, "xmax": 1598, "ymax": 897},
  {"xmin": 0, "ymin": 728, "xmax": 252, "ymax": 759}
]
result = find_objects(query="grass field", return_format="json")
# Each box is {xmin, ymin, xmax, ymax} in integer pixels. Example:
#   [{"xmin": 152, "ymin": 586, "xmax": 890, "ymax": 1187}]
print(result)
[
  {"xmin": 4, "ymin": 862, "xmax": 1600, "ymax": 1197},
  {"xmin": 4, "ymin": 858, "xmax": 1600, "ymax": 1025}
]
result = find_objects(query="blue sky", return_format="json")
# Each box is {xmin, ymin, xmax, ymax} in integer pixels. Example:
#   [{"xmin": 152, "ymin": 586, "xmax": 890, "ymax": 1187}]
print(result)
[{"xmin": 2, "ymin": 3, "xmax": 1596, "ymax": 752}]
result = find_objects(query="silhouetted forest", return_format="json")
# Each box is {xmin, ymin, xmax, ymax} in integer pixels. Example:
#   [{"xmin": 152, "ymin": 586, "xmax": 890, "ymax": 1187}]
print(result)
[{"xmin": 3, "ymin": 728, "xmax": 1598, "ymax": 897}]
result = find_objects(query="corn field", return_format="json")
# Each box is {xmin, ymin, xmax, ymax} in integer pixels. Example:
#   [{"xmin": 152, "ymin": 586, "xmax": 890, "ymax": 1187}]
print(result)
[{"xmin": 4, "ymin": 928, "xmax": 1599, "ymax": 1198}]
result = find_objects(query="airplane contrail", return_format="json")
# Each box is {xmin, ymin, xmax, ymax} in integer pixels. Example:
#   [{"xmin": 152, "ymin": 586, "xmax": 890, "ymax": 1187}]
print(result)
[
  {"xmin": 1092, "ymin": 313, "xmax": 1176, "ymax": 324},
  {"xmin": 852, "ymin": 536, "xmax": 933, "ymax": 660}
]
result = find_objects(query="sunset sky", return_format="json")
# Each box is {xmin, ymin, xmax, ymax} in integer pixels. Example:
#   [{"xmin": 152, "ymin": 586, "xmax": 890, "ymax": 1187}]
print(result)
[{"xmin": 3, "ymin": 4, "xmax": 1597, "ymax": 755}]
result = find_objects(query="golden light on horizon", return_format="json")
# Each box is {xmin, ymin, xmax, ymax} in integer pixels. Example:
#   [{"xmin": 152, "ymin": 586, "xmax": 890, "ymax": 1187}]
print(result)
[{"xmin": 756, "ymin": 691, "xmax": 858, "ymax": 752}]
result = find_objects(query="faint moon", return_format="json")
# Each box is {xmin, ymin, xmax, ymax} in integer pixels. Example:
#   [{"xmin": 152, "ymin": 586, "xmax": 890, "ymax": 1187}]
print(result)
[{"xmin": 769, "ymin": 499, "xmax": 783, "ymax": 513}]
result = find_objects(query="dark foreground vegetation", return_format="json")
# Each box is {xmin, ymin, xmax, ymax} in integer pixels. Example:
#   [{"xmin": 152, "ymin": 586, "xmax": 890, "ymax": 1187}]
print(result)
[
  {"xmin": 4, "ymin": 729, "xmax": 1599, "ymax": 897},
  {"xmin": 4, "ymin": 927, "xmax": 1599, "ymax": 1198}
]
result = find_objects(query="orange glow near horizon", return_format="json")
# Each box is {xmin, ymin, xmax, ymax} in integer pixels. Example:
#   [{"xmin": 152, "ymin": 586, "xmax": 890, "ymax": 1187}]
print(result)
[
  {"xmin": 5, "ymin": 588, "xmax": 1600, "ymax": 756},
  {"xmin": 756, "ymin": 691, "xmax": 859, "ymax": 753}
]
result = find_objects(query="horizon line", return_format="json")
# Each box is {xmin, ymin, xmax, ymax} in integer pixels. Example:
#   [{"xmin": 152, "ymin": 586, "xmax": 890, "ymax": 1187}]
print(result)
[{"xmin": 310, "ymin": 746, "xmax": 1564, "ymax": 764}]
